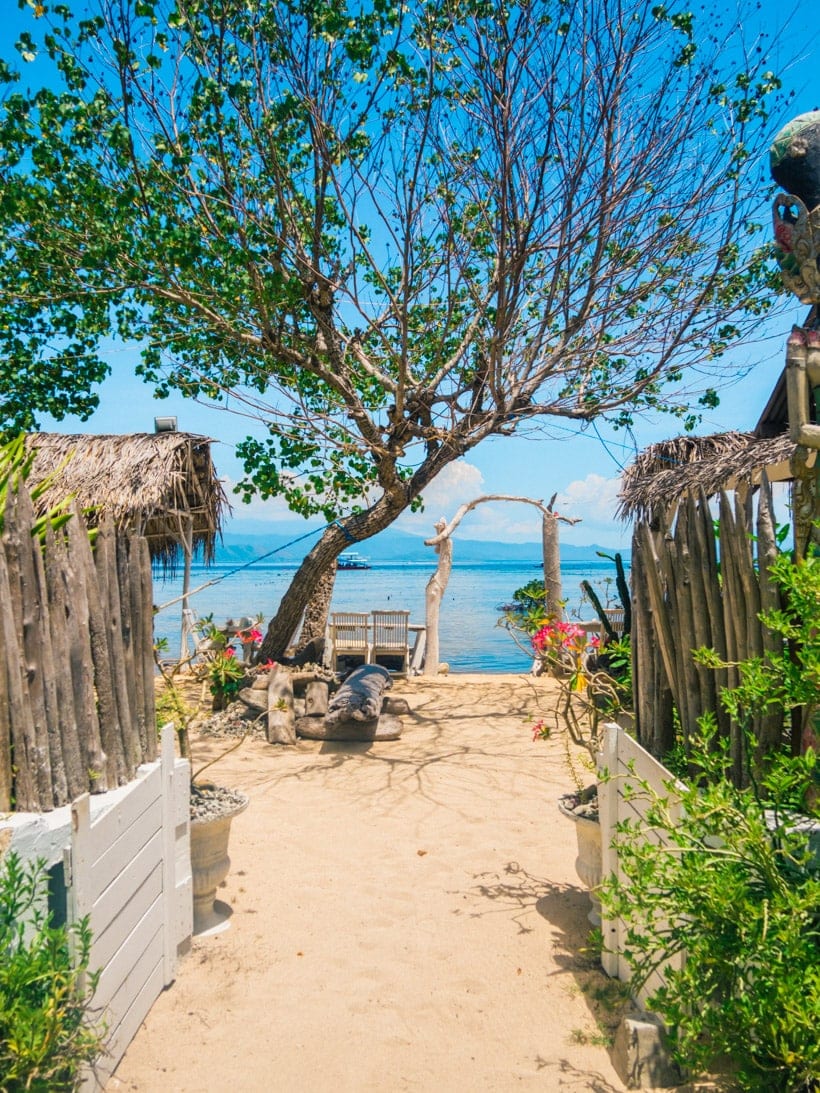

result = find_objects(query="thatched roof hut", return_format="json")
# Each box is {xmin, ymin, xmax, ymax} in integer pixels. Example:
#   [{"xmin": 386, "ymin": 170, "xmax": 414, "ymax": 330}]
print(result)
[
  {"xmin": 24, "ymin": 432, "xmax": 227, "ymax": 570},
  {"xmin": 618, "ymin": 430, "xmax": 796, "ymax": 521}
]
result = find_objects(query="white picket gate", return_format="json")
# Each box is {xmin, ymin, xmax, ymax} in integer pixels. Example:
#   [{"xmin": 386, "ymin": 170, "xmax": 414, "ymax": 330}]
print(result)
[
  {"xmin": 66, "ymin": 726, "xmax": 192, "ymax": 1090},
  {"xmin": 598, "ymin": 723, "xmax": 683, "ymax": 1007}
]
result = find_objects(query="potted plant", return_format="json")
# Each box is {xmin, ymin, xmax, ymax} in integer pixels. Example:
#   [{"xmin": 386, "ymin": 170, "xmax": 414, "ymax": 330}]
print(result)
[
  {"xmin": 503, "ymin": 589, "xmax": 632, "ymax": 923},
  {"xmin": 154, "ymin": 640, "xmax": 251, "ymax": 935},
  {"xmin": 529, "ymin": 619, "xmax": 631, "ymax": 924}
]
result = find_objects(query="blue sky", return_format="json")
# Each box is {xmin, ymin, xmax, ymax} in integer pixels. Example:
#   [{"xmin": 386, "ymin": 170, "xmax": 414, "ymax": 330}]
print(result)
[{"xmin": 19, "ymin": 1, "xmax": 820, "ymax": 549}]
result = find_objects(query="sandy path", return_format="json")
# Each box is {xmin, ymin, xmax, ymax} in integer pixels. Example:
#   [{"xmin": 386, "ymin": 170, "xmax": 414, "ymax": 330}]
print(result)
[{"xmin": 110, "ymin": 674, "xmax": 628, "ymax": 1092}]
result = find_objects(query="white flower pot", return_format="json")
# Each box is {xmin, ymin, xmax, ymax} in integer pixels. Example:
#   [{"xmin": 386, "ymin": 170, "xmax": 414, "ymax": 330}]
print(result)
[
  {"xmin": 190, "ymin": 795, "xmax": 248, "ymax": 935},
  {"xmin": 558, "ymin": 793, "xmax": 602, "ymax": 927}
]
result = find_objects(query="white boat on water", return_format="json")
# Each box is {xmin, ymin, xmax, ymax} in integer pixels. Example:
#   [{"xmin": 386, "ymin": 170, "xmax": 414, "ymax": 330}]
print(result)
[{"xmin": 338, "ymin": 551, "xmax": 371, "ymax": 570}]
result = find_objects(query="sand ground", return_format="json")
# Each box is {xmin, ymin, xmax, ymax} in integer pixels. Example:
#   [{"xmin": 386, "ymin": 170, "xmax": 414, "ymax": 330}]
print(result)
[{"xmin": 109, "ymin": 674, "xmax": 630, "ymax": 1092}]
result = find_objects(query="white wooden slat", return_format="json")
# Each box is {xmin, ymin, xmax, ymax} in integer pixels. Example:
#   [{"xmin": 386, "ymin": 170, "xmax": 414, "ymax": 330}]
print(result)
[
  {"xmin": 599, "ymin": 725, "xmax": 620, "ymax": 979},
  {"xmin": 91, "ymin": 862, "xmax": 162, "ymax": 971},
  {"xmin": 160, "ymin": 725, "xmax": 176, "ymax": 984},
  {"xmin": 72, "ymin": 729, "xmax": 194, "ymax": 1090},
  {"xmin": 94, "ymin": 896, "xmax": 163, "ymax": 1006},
  {"xmin": 600, "ymin": 724, "xmax": 684, "ymax": 1002},
  {"xmin": 89, "ymin": 948, "xmax": 165, "ymax": 1089},
  {"xmin": 91, "ymin": 828, "xmax": 162, "ymax": 928},
  {"xmin": 174, "ymin": 757, "xmax": 191, "ymax": 827},
  {"xmin": 84, "ymin": 765, "xmax": 162, "ymax": 862},
  {"xmin": 89, "ymin": 801, "xmax": 161, "ymax": 904}
]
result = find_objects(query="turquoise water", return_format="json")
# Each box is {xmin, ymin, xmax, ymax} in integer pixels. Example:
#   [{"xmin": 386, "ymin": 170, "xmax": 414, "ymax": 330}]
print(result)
[{"xmin": 153, "ymin": 559, "xmax": 624, "ymax": 673}]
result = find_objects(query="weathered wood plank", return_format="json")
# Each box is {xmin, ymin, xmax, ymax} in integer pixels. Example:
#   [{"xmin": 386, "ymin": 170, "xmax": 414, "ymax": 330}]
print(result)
[
  {"xmin": 755, "ymin": 474, "xmax": 786, "ymax": 751},
  {"xmin": 23, "ymin": 494, "xmax": 69, "ymax": 805},
  {"xmin": 670, "ymin": 503, "xmax": 700, "ymax": 741},
  {"xmin": 138, "ymin": 537, "xmax": 157, "ymax": 763},
  {"xmin": 116, "ymin": 533, "xmax": 142, "ymax": 762},
  {"xmin": 61, "ymin": 507, "xmax": 107, "ymax": 794},
  {"xmin": 1, "ymin": 491, "xmax": 41, "ymax": 809},
  {"xmin": 267, "ymin": 666, "xmax": 296, "ymax": 744},
  {"xmin": 305, "ymin": 680, "xmax": 329, "ymax": 716},
  {"xmin": 72, "ymin": 513, "xmax": 127, "ymax": 787},
  {"xmin": 96, "ymin": 515, "xmax": 141, "ymax": 777},
  {"xmin": 43, "ymin": 524, "xmax": 86, "ymax": 802},
  {"xmin": 693, "ymin": 490, "xmax": 730, "ymax": 740},
  {"xmin": 0, "ymin": 538, "xmax": 12, "ymax": 811},
  {"xmin": 683, "ymin": 494, "xmax": 718, "ymax": 733}
]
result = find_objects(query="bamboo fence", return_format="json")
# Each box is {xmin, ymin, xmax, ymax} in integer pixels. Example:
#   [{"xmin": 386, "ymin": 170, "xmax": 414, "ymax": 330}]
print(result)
[
  {"xmin": 0, "ymin": 484, "xmax": 156, "ymax": 812},
  {"xmin": 631, "ymin": 475, "xmax": 782, "ymax": 783}
]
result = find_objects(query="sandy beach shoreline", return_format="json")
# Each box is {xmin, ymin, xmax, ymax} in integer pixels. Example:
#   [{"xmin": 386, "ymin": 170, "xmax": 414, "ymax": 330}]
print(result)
[{"xmin": 109, "ymin": 674, "xmax": 628, "ymax": 1092}]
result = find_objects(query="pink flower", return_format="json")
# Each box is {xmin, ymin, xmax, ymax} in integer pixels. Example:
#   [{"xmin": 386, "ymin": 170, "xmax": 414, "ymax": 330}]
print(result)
[
  {"xmin": 224, "ymin": 647, "xmax": 236, "ymax": 658},
  {"xmin": 531, "ymin": 719, "xmax": 550, "ymax": 741}
]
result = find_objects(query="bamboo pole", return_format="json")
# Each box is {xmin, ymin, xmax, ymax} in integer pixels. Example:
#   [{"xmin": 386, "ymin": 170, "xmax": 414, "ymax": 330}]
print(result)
[
  {"xmin": 682, "ymin": 494, "xmax": 719, "ymax": 732},
  {"xmin": 718, "ymin": 492, "xmax": 748, "ymax": 780},
  {"xmin": 637, "ymin": 521, "xmax": 682, "ymax": 730},
  {"xmin": 691, "ymin": 490, "xmax": 730, "ymax": 741},
  {"xmin": 756, "ymin": 475, "xmax": 786, "ymax": 752},
  {"xmin": 669, "ymin": 503, "xmax": 700, "ymax": 743}
]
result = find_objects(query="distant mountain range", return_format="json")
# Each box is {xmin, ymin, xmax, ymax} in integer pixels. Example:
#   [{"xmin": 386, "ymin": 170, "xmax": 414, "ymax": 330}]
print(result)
[{"xmin": 210, "ymin": 523, "xmax": 627, "ymax": 566}]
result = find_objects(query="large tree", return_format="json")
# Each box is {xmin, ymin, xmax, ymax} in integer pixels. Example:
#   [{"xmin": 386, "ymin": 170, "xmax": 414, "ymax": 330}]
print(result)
[{"xmin": 0, "ymin": 0, "xmax": 785, "ymax": 657}]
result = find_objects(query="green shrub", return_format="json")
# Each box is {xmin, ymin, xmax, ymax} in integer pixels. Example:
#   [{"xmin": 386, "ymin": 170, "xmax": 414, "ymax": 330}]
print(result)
[
  {"xmin": 600, "ymin": 546, "xmax": 820, "ymax": 1091},
  {"xmin": 0, "ymin": 852, "xmax": 103, "ymax": 1092},
  {"xmin": 601, "ymin": 723, "xmax": 820, "ymax": 1092}
]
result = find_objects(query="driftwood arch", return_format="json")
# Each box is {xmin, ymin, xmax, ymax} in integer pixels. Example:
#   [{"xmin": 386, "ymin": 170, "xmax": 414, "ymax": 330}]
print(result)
[{"xmin": 422, "ymin": 494, "xmax": 579, "ymax": 675}]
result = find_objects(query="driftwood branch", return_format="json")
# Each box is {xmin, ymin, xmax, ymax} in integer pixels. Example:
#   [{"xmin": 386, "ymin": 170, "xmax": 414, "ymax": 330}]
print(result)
[{"xmin": 424, "ymin": 494, "xmax": 579, "ymax": 546}]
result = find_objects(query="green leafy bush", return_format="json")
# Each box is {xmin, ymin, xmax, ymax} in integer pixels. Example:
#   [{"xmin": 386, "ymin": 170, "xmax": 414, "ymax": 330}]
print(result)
[
  {"xmin": 601, "ymin": 549, "xmax": 820, "ymax": 1091},
  {"xmin": 602, "ymin": 726, "xmax": 820, "ymax": 1091},
  {"xmin": 0, "ymin": 852, "xmax": 103, "ymax": 1091}
]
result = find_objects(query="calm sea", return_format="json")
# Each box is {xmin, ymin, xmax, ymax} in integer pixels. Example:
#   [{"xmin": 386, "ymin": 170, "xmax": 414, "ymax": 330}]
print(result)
[{"xmin": 153, "ymin": 559, "xmax": 624, "ymax": 673}]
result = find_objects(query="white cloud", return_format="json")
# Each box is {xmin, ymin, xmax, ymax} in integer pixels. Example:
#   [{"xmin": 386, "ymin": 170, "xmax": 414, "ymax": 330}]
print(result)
[
  {"xmin": 395, "ymin": 461, "xmax": 486, "ymax": 535},
  {"xmin": 556, "ymin": 473, "xmax": 621, "ymax": 520},
  {"xmin": 219, "ymin": 476, "xmax": 297, "ymax": 522},
  {"xmin": 554, "ymin": 474, "xmax": 628, "ymax": 547}
]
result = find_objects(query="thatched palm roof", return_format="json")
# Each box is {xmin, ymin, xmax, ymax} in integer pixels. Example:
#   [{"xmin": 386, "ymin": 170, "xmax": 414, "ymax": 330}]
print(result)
[
  {"xmin": 618, "ymin": 431, "xmax": 796, "ymax": 521},
  {"xmin": 24, "ymin": 432, "xmax": 227, "ymax": 568}
]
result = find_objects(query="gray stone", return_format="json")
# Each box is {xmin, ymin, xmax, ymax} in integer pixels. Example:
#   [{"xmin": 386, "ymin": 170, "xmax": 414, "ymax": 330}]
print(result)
[
  {"xmin": 237, "ymin": 688, "xmax": 266, "ymax": 712},
  {"xmin": 296, "ymin": 713, "xmax": 403, "ymax": 741},
  {"xmin": 612, "ymin": 1012, "xmax": 681, "ymax": 1089},
  {"xmin": 382, "ymin": 696, "xmax": 412, "ymax": 715}
]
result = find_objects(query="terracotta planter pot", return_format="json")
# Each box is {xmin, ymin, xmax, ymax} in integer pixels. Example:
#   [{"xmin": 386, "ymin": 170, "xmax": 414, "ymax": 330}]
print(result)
[
  {"xmin": 558, "ymin": 793, "xmax": 602, "ymax": 927},
  {"xmin": 190, "ymin": 794, "xmax": 249, "ymax": 935}
]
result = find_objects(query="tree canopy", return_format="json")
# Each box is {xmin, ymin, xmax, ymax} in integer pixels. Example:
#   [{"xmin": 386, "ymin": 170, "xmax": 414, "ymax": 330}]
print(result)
[{"xmin": 0, "ymin": 0, "xmax": 788, "ymax": 653}]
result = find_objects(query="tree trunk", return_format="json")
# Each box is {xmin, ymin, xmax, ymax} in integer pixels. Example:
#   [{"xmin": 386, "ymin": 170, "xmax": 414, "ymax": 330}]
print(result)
[
  {"xmin": 297, "ymin": 559, "xmax": 338, "ymax": 651},
  {"xmin": 542, "ymin": 512, "xmax": 563, "ymax": 619},
  {"xmin": 257, "ymin": 495, "xmax": 408, "ymax": 662},
  {"xmin": 424, "ymin": 520, "xmax": 453, "ymax": 675}
]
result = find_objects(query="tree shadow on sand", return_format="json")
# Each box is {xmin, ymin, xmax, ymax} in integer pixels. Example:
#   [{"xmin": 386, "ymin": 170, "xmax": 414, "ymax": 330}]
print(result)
[{"xmin": 468, "ymin": 861, "xmax": 633, "ymax": 1091}]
